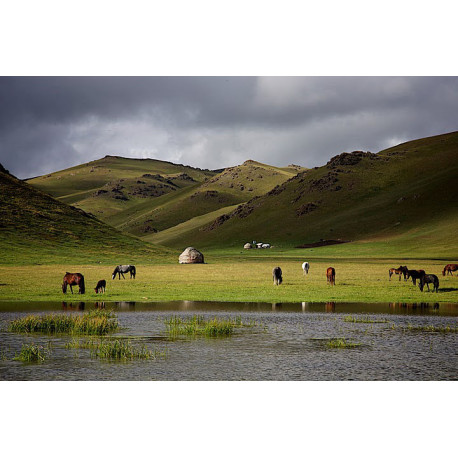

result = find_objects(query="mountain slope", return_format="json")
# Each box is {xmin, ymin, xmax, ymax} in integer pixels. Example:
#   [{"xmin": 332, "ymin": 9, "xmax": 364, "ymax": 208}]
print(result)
[
  {"xmin": 157, "ymin": 131, "xmax": 458, "ymax": 255},
  {"xmin": 0, "ymin": 164, "xmax": 171, "ymax": 265}
]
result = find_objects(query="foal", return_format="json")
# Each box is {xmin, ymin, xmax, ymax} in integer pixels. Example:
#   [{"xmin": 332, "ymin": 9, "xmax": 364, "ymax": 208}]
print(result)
[{"xmin": 94, "ymin": 279, "xmax": 106, "ymax": 294}]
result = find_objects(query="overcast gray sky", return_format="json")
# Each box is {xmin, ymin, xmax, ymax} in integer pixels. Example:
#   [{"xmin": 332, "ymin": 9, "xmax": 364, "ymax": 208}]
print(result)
[{"xmin": 0, "ymin": 76, "xmax": 457, "ymax": 178}]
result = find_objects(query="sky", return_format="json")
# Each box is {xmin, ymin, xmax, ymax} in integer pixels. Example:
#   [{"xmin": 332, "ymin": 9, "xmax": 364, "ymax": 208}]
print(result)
[{"xmin": 1, "ymin": 76, "xmax": 457, "ymax": 179}]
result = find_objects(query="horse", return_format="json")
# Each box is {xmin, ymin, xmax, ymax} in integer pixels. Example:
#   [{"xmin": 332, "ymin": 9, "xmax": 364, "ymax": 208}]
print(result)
[
  {"xmin": 94, "ymin": 279, "xmax": 106, "ymax": 294},
  {"xmin": 112, "ymin": 265, "xmax": 136, "ymax": 280},
  {"xmin": 302, "ymin": 262, "xmax": 310, "ymax": 275},
  {"xmin": 443, "ymin": 264, "xmax": 458, "ymax": 276},
  {"xmin": 406, "ymin": 269, "xmax": 425, "ymax": 286},
  {"xmin": 419, "ymin": 274, "xmax": 439, "ymax": 293},
  {"xmin": 62, "ymin": 272, "xmax": 85, "ymax": 294},
  {"xmin": 389, "ymin": 266, "xmax": 408, "ymax": 281},
  {"xmin": 326, "ymin": 267, "xmax": 335, "ymax": 286},
  {"xmin": 272, "ymin": 267, "xmax": 282, "ymax": 285}
]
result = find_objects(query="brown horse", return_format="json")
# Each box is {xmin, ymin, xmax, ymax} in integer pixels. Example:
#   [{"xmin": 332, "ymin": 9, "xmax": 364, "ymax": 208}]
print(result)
[
  {"xmin": 389, "ymin": 266, "xmax": 408, "ymax": 281},
  {"xmin": 443, "ymin": 264, "xmax": 458, "ymax": 276},
  {"xmin": 94, "ymin": 279, "xmax": 106, "ymax": 294},
  {"xmin": 406, "ymin": 269, "xmax": 425, "ymax": 286},
  {"xmin": 326, "ymin": 267, "xmax": 335, "ymax": 286},
  {"xmin": 62, "ymin": 272, "xmax": 85, "ymax": 294}
]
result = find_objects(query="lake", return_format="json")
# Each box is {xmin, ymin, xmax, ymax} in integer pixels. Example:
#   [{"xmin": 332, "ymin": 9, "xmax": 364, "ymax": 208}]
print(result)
[{"xmin": 0, "ymin": 301, "xmax": 457, "ymax": 380}]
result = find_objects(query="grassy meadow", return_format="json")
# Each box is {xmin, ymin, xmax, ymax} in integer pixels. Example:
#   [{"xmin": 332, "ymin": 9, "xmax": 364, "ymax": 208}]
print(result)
[{"xmin": 0, "ymin": 249, "xmax": 457, "ymax": 303}]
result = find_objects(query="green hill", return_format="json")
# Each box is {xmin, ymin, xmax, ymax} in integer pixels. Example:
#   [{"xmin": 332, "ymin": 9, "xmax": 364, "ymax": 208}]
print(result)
[
  {"xmin": 28, "ymin": 157, "xmax": 305, "ymax": 239},
  {"xmin": 0, "ymin": 164, "xmax": 171, "ymax": 265},
  {"xmin": 157, "ymin": 131, "xmax": 458, "ymax": 258}
]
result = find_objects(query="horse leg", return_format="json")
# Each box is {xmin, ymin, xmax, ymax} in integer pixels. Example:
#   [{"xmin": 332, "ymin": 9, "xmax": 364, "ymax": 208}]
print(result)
[
  {"xmin": 121, "ymin": 272, "xmax": 125, "ymax": 280},
  {"xmin": 70, "ymin": 284, "xmax": 73, "ymax": 294}
]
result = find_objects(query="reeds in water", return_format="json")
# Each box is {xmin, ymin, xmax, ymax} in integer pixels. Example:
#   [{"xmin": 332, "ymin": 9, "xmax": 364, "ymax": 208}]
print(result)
[
  {"xmin": 165, "ymin": 314, "xmax": 257, "ymax": 338},
  {"xmin": 326, "ymin": 338, "xmax": 361, "ymax": 348},
  {"xmin": 66, "ymin": 338, "xmax": 166, "ymax": 360},
  {"xmin": 14, "ymin": 343, "xmax": 47, "ymax": 362},
  {"xmin": 404, "ymin": 324, "xmax": 458, "ymax": 333},
  {"xmin": 9, "ymin": 309, "xmax": 119, "ymax": 335},
  {"xmin": 344, "ymin": 315, "xmax": 390, "ymax": 324}
]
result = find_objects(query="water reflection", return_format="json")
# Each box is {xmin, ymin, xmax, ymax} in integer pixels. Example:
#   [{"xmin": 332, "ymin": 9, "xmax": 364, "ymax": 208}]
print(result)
[
  {"xmin": 325, "ymin": 302, "xmax": 336, "ymax": 313},
  {"xmin": 62, "ymin": 301, "xmax": 85, "ymax": 310}
]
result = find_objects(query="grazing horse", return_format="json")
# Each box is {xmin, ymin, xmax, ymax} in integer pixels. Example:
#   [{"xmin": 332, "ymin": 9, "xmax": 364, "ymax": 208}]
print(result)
[
  {"xmin": 112, "ymin": 265, "xmax": 136, "ymax": 280},
  {"xmin": 272, "ymin": 267, "xmax": 283, "ymax": 285},
  {"xmin": 326, "ymin": 267, "xmax": 335, "ymax": 286},
  {"xmin": 302, "ymin": 261, "xmax": 310, "ymax": 275},
  {"xmin": 443, "ymin": 264, "xmax": 458, "ymax": 276},
  {"xmin": 406, "ymin": 269, "xmax": 426, "ymax": 286},
  {"xmin": 62, "ymin": 272, "xmax": 85, "ymax": 294},
  {"xmin": 419, "ymin": 274, "xmax": 439, "ymax": 293},
  {"xmin": 389, "ymin": 266, "xmax": 408, "ymax": 281},
  {"xmin": 94, "ymin": 279, "xmax": 106, "ymax": 294}
]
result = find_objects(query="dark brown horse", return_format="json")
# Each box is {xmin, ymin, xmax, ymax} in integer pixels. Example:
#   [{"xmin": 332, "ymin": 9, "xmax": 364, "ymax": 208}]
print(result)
[
  {"xmin": 94, "ymin": 279, "xmax": 106, "ymax": 294},
  {"xmin": 389, "ymin": 266, "xmax": 408, "ymax": 281},
  {"xmin": 419, "ymin": 274, "xmax": 439, "ymax": 293},
  {"xmin": 406, "ymin": 269, "xmax": 425, "ymax": 286},
  {"xmin": 443, "ymin": 264, "xmax": 458, "ymax": 276},
  {"xmin": 62, "ymin": 272, "xmax": 85, "ymax": 294},
  {"xmin": 272, "ymin": 267, "xmax": 282, "ymax": 285},
  {"xmin": 326, "ymin": 267, "xmax": 335, "ymax": 286}
]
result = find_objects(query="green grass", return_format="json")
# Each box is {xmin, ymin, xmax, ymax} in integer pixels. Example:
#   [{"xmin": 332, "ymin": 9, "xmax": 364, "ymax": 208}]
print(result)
[
  {"xmin": 404, "ymin": 323, "xmax": 458, "ymax": 333},
  {"xmin": 66, "ymin": 338, "xmax": 166, "ymax": 360},
  {"xmin": 344, "ymin": 315, "xmax": 391, "ymax": 323},
  {"xmin": 0, "ymin": 256, "xmax": 457, "ymax": 303},
  {"xmin": 9, "ymin": 309, "xmax": 119, "ymax": 335},
  {"xmin": 13, "ymin": 343, "xmax": 48, "ymax": 362},
  {"xmin": 165, "ymin": 314, "xmax": 256, "ymax": 338},
  {"xmin": 326, "ymin": 338, "xmax": 362, "ymax": 348}
]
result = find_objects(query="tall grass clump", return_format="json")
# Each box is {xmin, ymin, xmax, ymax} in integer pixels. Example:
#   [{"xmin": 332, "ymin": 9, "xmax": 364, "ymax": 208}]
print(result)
[
  {"xmin": 165, "ymin": 315, "xmax": 257, "ymax": 338},
  {"xmin": 14, "ymin": 343, "xmax": 47, "ymax": 362},
  {"xmin": 326, "ymin": 338, "xmax": 361, "ymax": 348},
  {"xmin": 9, "ymin": 309, "xmax": 119, "ymax": 335},
  {"xmin": 67, "ymin": 338, "xmax": 166, "ymax": 360}
]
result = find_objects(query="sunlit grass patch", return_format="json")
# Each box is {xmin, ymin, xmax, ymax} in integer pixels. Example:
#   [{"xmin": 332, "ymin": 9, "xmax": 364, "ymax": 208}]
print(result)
[
  {"xmin": 326, "ymin": 338, "xmax": 362, "ymax": 348},
  {"xmin": 344, "ymin": 315, "xmax": 391, "ymax": 324},
  {"xmin": 13, "ymin": 343, "xmax": 48, "ymax": 362},
  {"xmin": 165, "ymin": 314, "xmax": 258, "ymax": 338},
  {"xmin": 9, "ymin": 309, "xmax": 119, "ymax": 335}
]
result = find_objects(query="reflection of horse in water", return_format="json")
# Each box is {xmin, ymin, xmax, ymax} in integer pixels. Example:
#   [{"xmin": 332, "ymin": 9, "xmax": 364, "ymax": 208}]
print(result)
[
  {"xmin": 443, "ymin": 264, "xmax": 458, "ymax": 276},
  {"xmin": 325, "ymin": 302, "xmax": 335, "ymax": 312},
  {"xmin": 112, "ymin": 265, "xmax": 136, "ymax": 280},
  {"xmin": 326, "ymin": 267, "xmax": 335, "ymax": 286},
  {"xmin": 406, "ymin": 269, "xmax": 425, "ymax": 286},
  {"xmin": 94, "ymin": 279, "xmax": 106, "ymax": 294},
  {"xmin": 302, "ymin": 262, "xmax": 310, "ymax": 275},
  {"xmin": 62, "ymin": 301, "xmax": 85, "ymax": 310},
  {"xmin": 389, "ymin": 266, "xmax": 408, "ymax": 281},
  {"xmin": 272, "ymin": 267, "xmax": 282, "ymax": 285},
  {"xmin": 62, "ymin": 272, "xmax": 85, "ymax": 294},
  {"xmin": 419, "ymin": 274, "xmax": 439, "ymax": 293}
]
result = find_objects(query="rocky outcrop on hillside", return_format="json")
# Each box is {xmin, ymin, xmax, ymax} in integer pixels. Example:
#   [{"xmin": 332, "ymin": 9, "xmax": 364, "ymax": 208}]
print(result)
[{"xmin": 326, "ymin": 151, "xmax": 376, "ymax": 169}]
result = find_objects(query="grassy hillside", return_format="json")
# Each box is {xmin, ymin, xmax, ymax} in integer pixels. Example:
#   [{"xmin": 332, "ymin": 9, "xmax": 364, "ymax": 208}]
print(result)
[
  {"xmin": 0, "ymin": 164, "xmax": 172, "ymax": 265},
  {"xmin": 157, "ymin": 132, "xmax": 458, "ymax": 258},
  {"xmin": 28, "ymin": 157, "xmax": 305, "ymax": 238}
]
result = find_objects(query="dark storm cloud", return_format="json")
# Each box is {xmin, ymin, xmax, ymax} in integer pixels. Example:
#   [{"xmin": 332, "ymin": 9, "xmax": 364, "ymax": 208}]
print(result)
[{"xmin": 0, "ymin": 76, "xmax": 457, "ymax": 178}]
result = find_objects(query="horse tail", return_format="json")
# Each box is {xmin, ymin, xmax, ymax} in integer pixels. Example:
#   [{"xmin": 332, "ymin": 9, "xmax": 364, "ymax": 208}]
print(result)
[
  {"xmin": 443, "ymin": 268, "xmax": 446, "ymax": 276},
  {"xmin": 79, "ymin": 276, "xmax": 85, "ymax": 294},
  {"xmin": 132, "ymin": 265, "xmax": 136, "ymax": 278},
  {"xmin": 62, "ymin": 279, "xmax": 67, "ymax": 294}
]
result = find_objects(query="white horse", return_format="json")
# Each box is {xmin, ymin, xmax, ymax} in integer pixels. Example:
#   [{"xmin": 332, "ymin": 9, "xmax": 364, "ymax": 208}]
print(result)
[{"xmin": 302, "ymin": 262, "xmax": 309, "ymax": 275}]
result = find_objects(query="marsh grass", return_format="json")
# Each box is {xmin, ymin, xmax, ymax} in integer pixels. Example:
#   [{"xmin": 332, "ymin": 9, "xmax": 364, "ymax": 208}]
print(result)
[
  {"xmin": 9, "ymin": 309, "xmax": 119, "ymax": 335},
  {"xmin": 66, "ymin": 338, "xmax": 167, "ymax": 360},
  {"xmin": 404, "ymin": 324, "xmax": 458, "ymax": 333},
  {"xmin": 344, "ymin": 315, "xmax": 391, "ymax": 324},
  {"xmin": 326, "ymin": 338, "xmax": 362, "ymax": 348},
  {"xmin": 165, "ymin": 314, "xmax": 257, "ymax": 338},
  {"xmin": 14, "ymin": 343, "xmax": 48, "ymax": 362}
]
